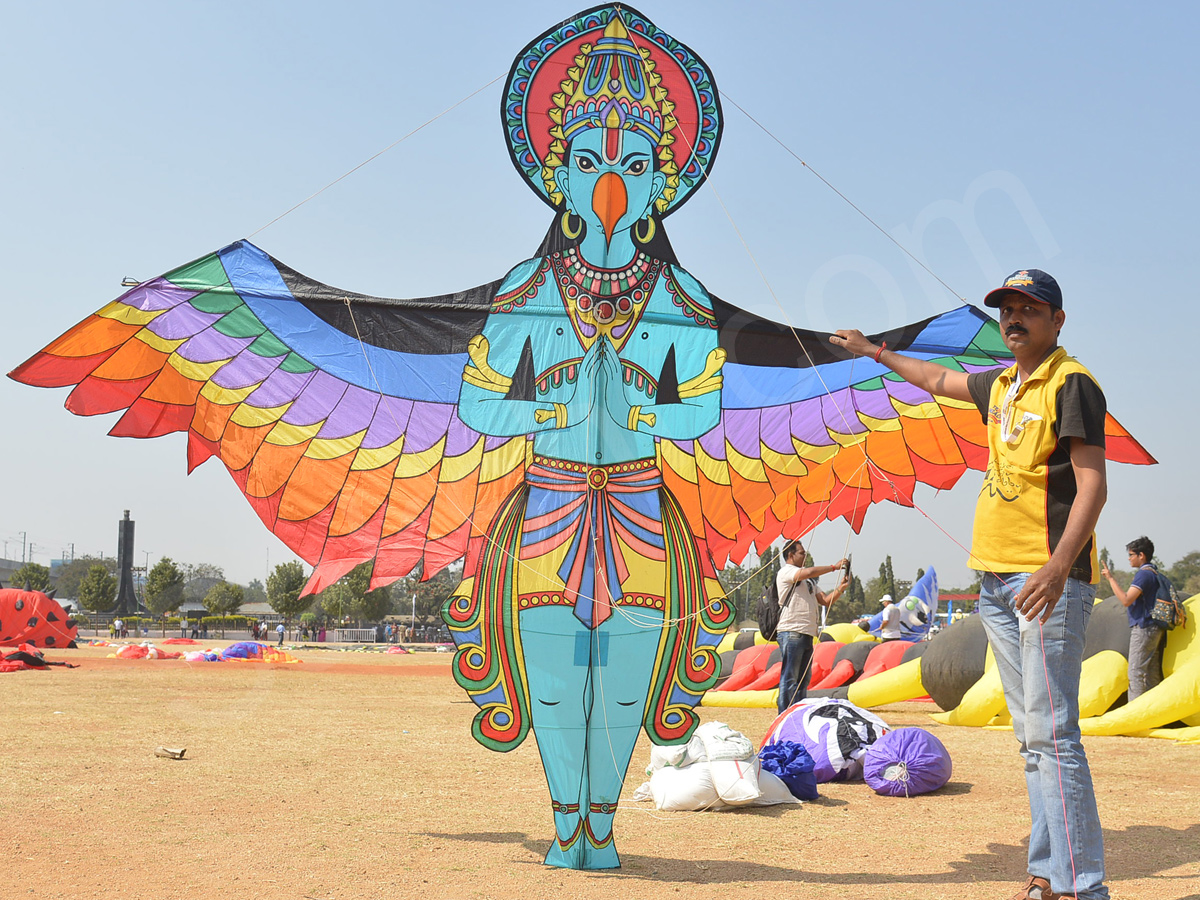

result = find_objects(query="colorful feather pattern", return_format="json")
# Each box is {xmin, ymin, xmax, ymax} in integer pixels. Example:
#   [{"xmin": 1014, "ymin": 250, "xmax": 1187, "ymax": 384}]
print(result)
[{"xmin": 9, "ymin": 241, "xmax": 1154, "ymax": 590}]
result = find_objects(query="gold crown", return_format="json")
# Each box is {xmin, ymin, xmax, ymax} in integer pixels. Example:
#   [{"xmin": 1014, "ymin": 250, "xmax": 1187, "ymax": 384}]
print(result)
[{"xmin": 541, "ymin": 15, "xmax": 680, "ymax": 212}]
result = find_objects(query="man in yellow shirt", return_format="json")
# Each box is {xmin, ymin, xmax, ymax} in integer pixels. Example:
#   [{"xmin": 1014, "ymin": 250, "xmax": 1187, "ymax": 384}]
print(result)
[{"xmin": 831, "ymin": 269, "xmax": 1108, "ymax": 900}]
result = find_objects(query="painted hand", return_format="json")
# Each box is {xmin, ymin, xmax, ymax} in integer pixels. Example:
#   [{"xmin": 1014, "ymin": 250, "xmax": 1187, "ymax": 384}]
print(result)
[
  {"xmin": 595, "ymin": 338, "xmax": 634, "ymax": 428},
  {"xmin": 561, "ymin": 339, "xmax": 605, "ymax": 427}
]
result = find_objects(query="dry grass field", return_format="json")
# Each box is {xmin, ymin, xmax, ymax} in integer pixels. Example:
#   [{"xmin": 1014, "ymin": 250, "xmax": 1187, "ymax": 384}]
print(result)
[{"xmin": 3, "ymin": 643, "xmax": 1198, "ymax": 900}]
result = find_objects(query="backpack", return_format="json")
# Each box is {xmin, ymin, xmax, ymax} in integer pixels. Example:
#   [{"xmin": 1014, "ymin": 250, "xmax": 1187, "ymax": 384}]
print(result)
[
  {"xmin": 1148, "ymin": 566, "xmax": 1187, "ymax": 631},
  {"xmin": 756, "ymin": 577, "xmax": 796, "ymax": 642}
]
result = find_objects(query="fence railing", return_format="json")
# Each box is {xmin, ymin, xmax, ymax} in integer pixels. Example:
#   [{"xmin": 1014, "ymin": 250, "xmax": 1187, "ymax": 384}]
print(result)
[{"xmin": 330, "ymin": 628, "xmax": 379, "ymax": 643}]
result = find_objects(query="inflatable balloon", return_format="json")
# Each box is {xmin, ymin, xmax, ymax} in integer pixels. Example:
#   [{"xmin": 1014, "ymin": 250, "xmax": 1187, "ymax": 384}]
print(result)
[
  {"xmin": 847, "ymin": 657, "xmax": 925, "ymax": 708},
  {"xmin": 860, "ymin": 640, "xmax": 911, "ymax": 680},
  {"xmin": 919, "ymin": 614, "xmax": 989, "ymax": 710},
  {"xmin": 811, "ymin": 641, "xmax": 874, "ymax": 689},
  {"xmin": 0, "ymin": 587, "xmax": 78, "ymax": 649}
]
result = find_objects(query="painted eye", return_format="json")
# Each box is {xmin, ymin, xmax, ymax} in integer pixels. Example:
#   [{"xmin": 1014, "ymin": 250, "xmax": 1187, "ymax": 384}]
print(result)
[
  {"xmin": 574, "ymin": 154, "xmax": 597, "ymax": 173},
  {"xmin": 624, "ymin": 159, "xmax": 648, "ymax": 175}
]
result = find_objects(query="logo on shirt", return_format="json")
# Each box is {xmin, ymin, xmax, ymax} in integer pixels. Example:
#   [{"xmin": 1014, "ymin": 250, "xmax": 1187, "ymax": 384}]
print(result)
[
  {"xmin": 987, "ymin": 404, "xmax": 1001, "ymax": 425},
  {"xmin": 980, "ymin": 459, "xmax": 1021, "ymax": 502}
]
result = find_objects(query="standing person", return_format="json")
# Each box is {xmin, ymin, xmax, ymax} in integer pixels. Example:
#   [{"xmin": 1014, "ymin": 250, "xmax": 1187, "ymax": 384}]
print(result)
[
  {"xmin": 832, "ymin": 268, "xmax": 1109, "ymax": 900},
  {"xmin": 180, "ymin": 615, "xmax": 188, "ymax": 639},
  {"xmin": 1100, "ymin": 537, "xmax": 1166, "ymax": 700},
  {"xmin": 774, "ymin": 539, "xmax": 849, "ymax": 714},
  {"xmin": 276, "ymin": 621, "xmax": 285, "ymax": 646},
  {"xmin": 878, "ymin": 594, "xmax": 902, "ymax": 641}
]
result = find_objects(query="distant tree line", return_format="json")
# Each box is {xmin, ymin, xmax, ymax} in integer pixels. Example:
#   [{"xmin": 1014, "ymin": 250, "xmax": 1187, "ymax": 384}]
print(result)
[{"xmin": 27, "ymin": 543, "xmax": 1200, "ymax": 629}]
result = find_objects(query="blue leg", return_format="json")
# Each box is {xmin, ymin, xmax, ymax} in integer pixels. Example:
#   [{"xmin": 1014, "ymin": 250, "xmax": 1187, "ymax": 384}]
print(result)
[{"xmin": 520, "ymin": 606, "xmax": 663, "ymax": 869}]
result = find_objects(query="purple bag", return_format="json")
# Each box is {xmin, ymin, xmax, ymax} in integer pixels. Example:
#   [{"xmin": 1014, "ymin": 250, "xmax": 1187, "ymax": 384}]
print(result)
[{"xmin": 863, "ymin": 727, "xmax": 952, "ymax": 796}]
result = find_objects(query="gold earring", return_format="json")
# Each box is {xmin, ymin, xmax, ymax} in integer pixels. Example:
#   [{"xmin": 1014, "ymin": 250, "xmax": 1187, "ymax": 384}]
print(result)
[
  {"xmin": 561, "ymin": 210, "xmax": 582, "ymax": 239},
  {"xmin": 634, "ymin": 216, "xmax": 656, "ymax": 244}
]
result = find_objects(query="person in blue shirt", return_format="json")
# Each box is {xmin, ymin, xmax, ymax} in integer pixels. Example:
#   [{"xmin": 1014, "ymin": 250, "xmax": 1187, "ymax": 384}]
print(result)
[{"xmin": 1100, "ymin": 536, "xmax": 1164, "ymax": 700}]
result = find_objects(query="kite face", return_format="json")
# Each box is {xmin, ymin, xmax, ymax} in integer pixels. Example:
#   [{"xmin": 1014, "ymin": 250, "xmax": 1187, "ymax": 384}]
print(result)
[{"xmin": 503, "ymin": 5, "xmax": 721, "ymax": 217}]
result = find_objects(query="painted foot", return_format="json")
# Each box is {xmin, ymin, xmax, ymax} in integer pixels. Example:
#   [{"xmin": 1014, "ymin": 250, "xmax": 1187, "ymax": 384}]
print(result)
[{"xmin": 582, "ymin": 809, "xmax": 620, "ymax": 869}]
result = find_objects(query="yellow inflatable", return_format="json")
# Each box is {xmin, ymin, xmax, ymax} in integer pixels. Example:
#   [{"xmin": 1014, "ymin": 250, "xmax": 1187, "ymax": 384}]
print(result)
[
  {"xmin": 1077, "ymin": 650, "xmax": 1129, "ymax": 719},
  {"xmin": 846, "ymin": 657, "xmax": 923, "ymax": 708},
  {"xmin": 822, "ymin": 622, "xmax": 878, "ymax": 644},
  {"xmin": 1080, "ymin": 595, "xmax": 1200, "ymax": 735},
  {"xmin": 930, "ymin": 645, "xmax": 1004, "ymax": 726},
  {"xmin": 701, "ymin": 688, "xmax": 777, "ymax": 708}
]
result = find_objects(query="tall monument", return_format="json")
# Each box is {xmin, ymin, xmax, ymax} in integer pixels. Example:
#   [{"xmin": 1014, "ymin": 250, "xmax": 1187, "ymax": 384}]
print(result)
[{"xmin": 112, "ymin": 510, "xmax": 139, "ymax": 616}]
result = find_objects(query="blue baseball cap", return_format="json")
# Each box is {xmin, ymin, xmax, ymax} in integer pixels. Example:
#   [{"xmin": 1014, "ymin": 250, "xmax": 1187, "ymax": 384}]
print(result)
[{"xmin": 984, "ymin": 269, "xmax": 1063, "ymax": 310}]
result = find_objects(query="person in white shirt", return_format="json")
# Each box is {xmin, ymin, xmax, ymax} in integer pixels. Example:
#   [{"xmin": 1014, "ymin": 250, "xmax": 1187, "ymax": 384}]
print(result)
[
  {"xmin": 879, "ymin": 594, "xmax": 902, "ymax": 641},
  {"xmin": 774, "ymin": 539, "xmax": 849, "ymax": 713}
]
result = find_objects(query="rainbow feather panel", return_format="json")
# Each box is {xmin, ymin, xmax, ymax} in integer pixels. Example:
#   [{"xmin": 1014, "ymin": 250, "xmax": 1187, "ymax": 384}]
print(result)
[
  {"xmin": 11, "ymin": 242, "xmax": 1154, "ymax": 587},
  {"xmin": 663, "ymin": 306, "xmax": 1155, "ymax": 567},
  {"xmin": 9, "ymin": 241, "xmax": 527, "ymax": 593}
]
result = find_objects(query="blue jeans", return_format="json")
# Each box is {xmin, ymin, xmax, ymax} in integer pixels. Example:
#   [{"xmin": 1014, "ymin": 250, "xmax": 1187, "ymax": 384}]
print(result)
[
  {"xmin": 776, "ymin": 631, "xmax": 814, "ymax": 714},
  {"xmin": 979, "ymin": 573, "xmax": 1107, "ymax": 900}
]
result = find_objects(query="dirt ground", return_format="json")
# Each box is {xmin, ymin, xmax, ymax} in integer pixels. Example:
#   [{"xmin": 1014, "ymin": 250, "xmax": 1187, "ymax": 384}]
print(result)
[{"xmin": 2, "ymin": 643, "xmax": 1198, "ymax": 900}]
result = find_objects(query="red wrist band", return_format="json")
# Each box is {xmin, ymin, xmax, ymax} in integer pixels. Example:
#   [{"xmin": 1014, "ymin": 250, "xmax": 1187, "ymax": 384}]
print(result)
[{"xmin": 873, "ymin": 342, "xmax": 887, "ymax": 363}]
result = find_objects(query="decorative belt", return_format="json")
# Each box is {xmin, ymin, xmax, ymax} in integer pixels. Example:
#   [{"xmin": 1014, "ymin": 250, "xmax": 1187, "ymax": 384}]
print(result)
[{"xmin": 524, "ymin": 456, "xmax": 664, "ymax": 628}]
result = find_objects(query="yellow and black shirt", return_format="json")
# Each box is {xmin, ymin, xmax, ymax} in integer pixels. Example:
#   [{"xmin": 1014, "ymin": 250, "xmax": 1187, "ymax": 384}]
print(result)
[{"xmin": 966, "ymin": 347, "xmax": 1106, "ymax": 583}]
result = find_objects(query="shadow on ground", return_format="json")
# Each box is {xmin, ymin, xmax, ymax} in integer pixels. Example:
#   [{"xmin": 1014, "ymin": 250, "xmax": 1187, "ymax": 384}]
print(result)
[{"xmin": 422, "ymin": 822, "xmax": 1200, "ymax": 887}]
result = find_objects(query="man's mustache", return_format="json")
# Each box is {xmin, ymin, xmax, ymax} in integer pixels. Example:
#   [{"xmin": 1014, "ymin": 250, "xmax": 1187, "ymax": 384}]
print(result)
[{"xmin": 1005, "ymin": 325, "xmax": 1028, "ymax": 336}]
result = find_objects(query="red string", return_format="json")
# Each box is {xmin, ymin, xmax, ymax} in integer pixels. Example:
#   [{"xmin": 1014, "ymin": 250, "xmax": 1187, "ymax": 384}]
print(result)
[{"xmin": 1038, "ymin": 616, "xmax": 1082, "ymax": 895}]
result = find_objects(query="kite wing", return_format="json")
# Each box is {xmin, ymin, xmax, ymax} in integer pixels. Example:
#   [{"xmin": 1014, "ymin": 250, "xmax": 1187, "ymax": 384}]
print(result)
[
  {"xmin": 9, "ymin": 240, "xmax": 529, "ymax": 593},
  {"xmin": 660, "ymin": 300, "xmax": 1156, "ymax": 567}
]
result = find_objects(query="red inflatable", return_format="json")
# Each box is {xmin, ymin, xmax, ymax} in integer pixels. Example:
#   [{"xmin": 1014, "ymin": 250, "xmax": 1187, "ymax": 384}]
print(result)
[
  {"xmin": 812, "ymin": 658, "xmax": 857, "ymax": 690},
  {"xmin": 860, "ymin": 640, "xmax": 911, "ymax": 680},
  {"xmin": 808, "ymin": 641, "xmax": 844, "ymax": 687},
  {"xmin": 744, "ymin": 661, "xmax": 783, "ymax": 691},
  {"xmin": 714, "ymin": 643, "xmax": 775, "ymax": 692},
  {"xmin": 114, "ymin": 644, "xmax": 182, "ymax": 660},
  {"xmin": 0, "ymin": 587, "xmax": 79, "ymax": 649}
]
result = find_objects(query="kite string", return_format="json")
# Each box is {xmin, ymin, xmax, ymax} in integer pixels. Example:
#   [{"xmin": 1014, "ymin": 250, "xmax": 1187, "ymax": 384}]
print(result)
[
  {"xmin": 668, "ymin": 88, "xmax": 1006, "ymax": 588},
  {"xmin": 683, "ymin": 97, "xmax": 1027, "ymax": 629},
  {"xmin": 717, "ymin": 88, "xmax": 967, "ymax": 304},
  {"xmin": 248, "ymin": 73, "xmax": 506, "ymax": 239}
]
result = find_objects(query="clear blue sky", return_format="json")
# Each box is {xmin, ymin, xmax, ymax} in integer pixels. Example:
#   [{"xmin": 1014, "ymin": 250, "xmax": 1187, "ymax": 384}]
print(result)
[{"xmin": 3, "ymin": 1, "xmax": 1196, "ymax": 590}]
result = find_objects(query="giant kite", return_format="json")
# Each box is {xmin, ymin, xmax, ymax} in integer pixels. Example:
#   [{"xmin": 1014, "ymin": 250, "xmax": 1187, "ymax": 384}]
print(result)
[{"xmin": 8, "ymin": 4, "xmax": 1153, "ymax": 869}]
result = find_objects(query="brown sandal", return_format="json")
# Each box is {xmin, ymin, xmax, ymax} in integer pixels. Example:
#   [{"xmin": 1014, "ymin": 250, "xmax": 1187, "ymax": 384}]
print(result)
[{"xmin": 1009, "ymin": 875, "xmax": 1050, "ymax": 900}]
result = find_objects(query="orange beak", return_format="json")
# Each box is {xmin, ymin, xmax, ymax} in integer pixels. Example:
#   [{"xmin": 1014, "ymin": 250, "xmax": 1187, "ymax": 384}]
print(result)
[{"xmin": 591, "ymin": 171, "xmax": 627, "ymax": 247}]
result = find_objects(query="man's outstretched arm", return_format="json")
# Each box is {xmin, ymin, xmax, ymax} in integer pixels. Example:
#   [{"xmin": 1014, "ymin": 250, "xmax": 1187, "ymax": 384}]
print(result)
[{"xmin": 830, "ymin": 330, "xmax": 972, "ymax": 402}]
